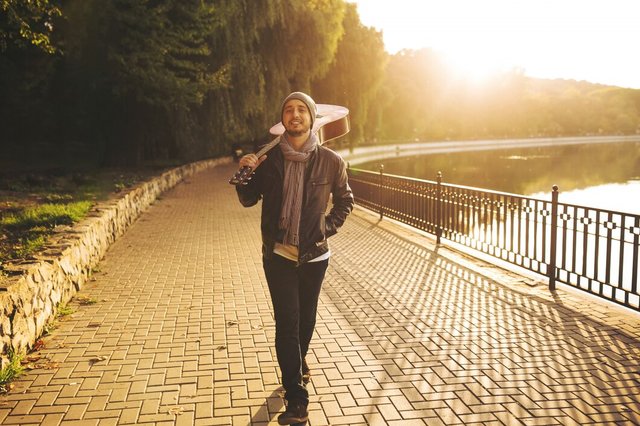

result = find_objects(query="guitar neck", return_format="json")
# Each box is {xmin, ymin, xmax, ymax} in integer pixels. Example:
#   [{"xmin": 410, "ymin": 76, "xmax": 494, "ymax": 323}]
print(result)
[{"xmin": 255, "ymin": 136, "xmax": 281, "ymax": 158}]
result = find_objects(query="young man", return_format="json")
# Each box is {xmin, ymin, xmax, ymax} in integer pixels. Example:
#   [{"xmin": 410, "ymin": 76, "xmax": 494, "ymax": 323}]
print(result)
[{"xmin": 236, "ymin": 91, "xmax": 353, "ymax": 424}]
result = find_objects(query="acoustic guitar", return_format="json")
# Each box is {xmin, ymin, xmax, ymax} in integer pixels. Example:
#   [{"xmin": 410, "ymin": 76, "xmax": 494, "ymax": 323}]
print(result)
[{"xmin": 228, "ymin": 104, "xmax": 350, "ymax": 185}]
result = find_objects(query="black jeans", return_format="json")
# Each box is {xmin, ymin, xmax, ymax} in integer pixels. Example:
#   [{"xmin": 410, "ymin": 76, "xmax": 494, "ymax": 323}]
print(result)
[{"xmin": 263, "ymin": 254, "xmax": 328, "ymax": 406}]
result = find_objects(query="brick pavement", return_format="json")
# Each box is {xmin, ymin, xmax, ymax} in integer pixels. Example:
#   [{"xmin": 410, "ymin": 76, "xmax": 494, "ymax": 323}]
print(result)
[{"xmin": 1, "ymin": 162, "xmax": 639, "ymax": 425}]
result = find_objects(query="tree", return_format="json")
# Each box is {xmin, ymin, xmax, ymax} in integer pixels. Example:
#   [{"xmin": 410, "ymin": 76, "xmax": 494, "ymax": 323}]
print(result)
[
  {"xmin": 312, "ymin": 2, "xmax": 387, "ymax": 148},
  {"xmin": 0, "ymin": 1, "xmax": 61, "ymax": 157},
  {"xmin": 0, "ymin": 0, "xmax": 61, "ymax": 53},
  {"xmin": 200, "ymin": 0, "xmax": 347, "ymax": 154},
  {"xmin": 100, "ymin": 0, "xmax": 229, "ymax": 164}
]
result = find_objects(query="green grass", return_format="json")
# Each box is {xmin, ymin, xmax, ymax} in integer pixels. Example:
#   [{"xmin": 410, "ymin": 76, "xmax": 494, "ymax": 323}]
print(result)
[
  {"xmin": 1, "ymin": 201, "xmax": 93, "ymax": 230},
  {"xmin": 1, "ymin": 202, "xmax": 93, "ymax": 260},
  {"xmin": 0, "ymin": 168, "xmax": 162, "ymax": 264},
  {"xmin": 0, "ymin": 349, "xmax": 24, "ymax": 393},
  {"xmin": 14, "ymin": 233, "xmax": 48, "ymax": 258},
  {"xmin": 57, "ymin": 304, "xmax": 75, "ymax": 317}
]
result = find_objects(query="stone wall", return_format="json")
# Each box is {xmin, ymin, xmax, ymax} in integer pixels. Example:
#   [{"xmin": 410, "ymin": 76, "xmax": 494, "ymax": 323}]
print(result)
[{"xmin": 0, "ymin": 157, "xmax": 231, "ymax": 369}]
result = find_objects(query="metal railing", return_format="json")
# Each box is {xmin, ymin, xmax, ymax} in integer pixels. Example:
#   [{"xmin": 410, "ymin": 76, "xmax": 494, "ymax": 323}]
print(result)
[{"xmin": 347, "ymin": 166, "xmax": 640, "ymax": 312}]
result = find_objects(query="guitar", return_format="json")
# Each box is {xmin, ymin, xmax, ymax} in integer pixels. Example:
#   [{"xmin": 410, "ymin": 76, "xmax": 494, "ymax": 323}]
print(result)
[{"xmin": 228, "ymin": 104, "xmax": 350, "ymax": 185}]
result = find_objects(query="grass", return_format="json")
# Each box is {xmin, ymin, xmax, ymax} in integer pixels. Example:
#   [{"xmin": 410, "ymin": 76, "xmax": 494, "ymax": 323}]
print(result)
[
  {"xmin": 0, "ymin": 349, "xmax": 24, "ymax": 394},
  {"xmin": 0, "ymin": 168, "xmax": 161, "ymax": 265},
  {"xmin": 1, "ymin": 202, "xmax": 93, "ymax": 229},
  {"xmin": 57, "ymin": 304, "xmax": 75, "ymax": 317},
  {"xmin": 0, "ymin": 201, "xmax": 93, "ymax": 262}
]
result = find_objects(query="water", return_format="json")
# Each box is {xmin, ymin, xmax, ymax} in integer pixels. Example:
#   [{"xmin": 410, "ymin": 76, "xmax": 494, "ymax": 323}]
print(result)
[{"xmin": 360, "ymin": 141, "xmax": 640, "ymax": 214}]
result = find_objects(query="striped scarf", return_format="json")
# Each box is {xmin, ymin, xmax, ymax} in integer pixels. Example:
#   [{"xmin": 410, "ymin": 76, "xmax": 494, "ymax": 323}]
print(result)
[{"xmin": 279, "ymin": 133, "xmax": 318, "ymax": 246}]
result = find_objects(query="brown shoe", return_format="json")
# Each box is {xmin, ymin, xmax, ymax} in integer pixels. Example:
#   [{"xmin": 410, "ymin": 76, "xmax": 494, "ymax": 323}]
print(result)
[
  {"xmin": 277, "ymin": 400, "xmax": 309, "ymax": 425},
  {"xmin": 302, "ymin": 358, "xmax": 311, "ymax": 384}
]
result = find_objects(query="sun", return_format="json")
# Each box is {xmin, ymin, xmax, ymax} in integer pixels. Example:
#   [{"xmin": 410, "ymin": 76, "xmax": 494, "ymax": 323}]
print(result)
[
  {"xmin": 441, "ymin": 48, "xmax": 512, "ymax": 86},
  {"xmin": 348, "ymin": 0, "xmax": 640, "ymax": 89}
]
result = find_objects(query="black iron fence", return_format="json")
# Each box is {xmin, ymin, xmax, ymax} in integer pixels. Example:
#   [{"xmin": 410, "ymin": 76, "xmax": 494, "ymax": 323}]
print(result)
[{"xmin": 347, "ymin": 166, "xmax": 640, "ymax": 312}]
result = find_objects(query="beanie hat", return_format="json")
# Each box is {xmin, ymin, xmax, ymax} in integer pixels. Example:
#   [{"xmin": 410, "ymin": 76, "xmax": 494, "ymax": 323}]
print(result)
[{"xmin": 281, "ymin": 91, "xmax": 317, "ymax": 129}]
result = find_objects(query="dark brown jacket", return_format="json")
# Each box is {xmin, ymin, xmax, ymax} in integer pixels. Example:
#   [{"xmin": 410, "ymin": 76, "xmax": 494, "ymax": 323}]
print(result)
[{"xmin": 236, "ymin": 144, "xmax": 353, "ymax": 264}]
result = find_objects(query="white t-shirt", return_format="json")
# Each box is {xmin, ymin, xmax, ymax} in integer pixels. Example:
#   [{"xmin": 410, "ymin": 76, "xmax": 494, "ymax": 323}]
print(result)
[{"xmin": 273, "ymin": 242, "xmax": 330, "ymax": 263}]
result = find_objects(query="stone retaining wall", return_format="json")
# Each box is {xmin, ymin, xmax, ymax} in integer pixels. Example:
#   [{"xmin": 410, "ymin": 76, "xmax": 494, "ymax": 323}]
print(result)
[{"xmin": 0, "ymin": 157, "xmax": 231, "ymax": 369}]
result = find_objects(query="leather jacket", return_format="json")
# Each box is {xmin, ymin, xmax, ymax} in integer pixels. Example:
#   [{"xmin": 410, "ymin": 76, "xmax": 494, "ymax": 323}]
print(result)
[{"xmin": 236, "ymin": 143, "xmax": 354, "ymax": 264}]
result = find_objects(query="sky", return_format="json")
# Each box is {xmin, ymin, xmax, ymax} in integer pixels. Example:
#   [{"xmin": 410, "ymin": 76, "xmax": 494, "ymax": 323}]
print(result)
[{"xmin": 347, "ymin": 0, "xmax": 640, "ymax": 89}]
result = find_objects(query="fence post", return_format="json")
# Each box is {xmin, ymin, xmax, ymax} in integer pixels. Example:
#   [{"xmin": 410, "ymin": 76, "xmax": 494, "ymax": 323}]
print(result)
[
  {"xmin": 379, "ymin": 164, "xmax": 384, "ymax": 220},
  {"xmin": 548, "ymin": 185, "xmax": 559, "ymax": 290},
  {"xmin": 436, "ymin": 171, "xmax": 442, "ymax": 245}
]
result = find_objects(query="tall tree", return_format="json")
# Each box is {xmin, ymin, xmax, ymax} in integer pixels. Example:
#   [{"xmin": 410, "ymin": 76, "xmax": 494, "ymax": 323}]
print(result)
[
  {"xmin": 100, "ymin": 0, "xmax": 228, "ymax": 164},
  {"xmin": 201, "ymin": 0, "xmax": 346, "ymax": 154},
  {"xmin": 0, "ymin": 1, "xmax": 61, "ymax": 157},
  {"xmin": 312, "ymin": 2, "xmax": 387, "ymax": 148}
]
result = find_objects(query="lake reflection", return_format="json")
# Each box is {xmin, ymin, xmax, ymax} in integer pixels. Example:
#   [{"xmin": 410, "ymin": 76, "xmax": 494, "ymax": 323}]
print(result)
[{"xmin": 360, "ymin": 141, "xmax": 640, "ymax": 213}]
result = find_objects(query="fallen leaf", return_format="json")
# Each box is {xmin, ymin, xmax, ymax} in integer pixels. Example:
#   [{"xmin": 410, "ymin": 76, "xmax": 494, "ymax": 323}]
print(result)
[
  {"xmin": 42, "ymin": 362, "xmax": 59, "ymax": 369},
  {"xmin": 215, "ymin": 345, "xmax": 227, "ymax": 351},
  {"xmin": 168, "ymin": 406, "xmax": 184, "ymax": 415},
  {"xmin": 226, "ymin": 320, "xmax": 238, "ymax": 326},
  {"xmin": 89, "ymin": 355, "xmax": 108, "ymax": 364},
  {"xmin": 33, "ymin": 339, "xmax": 45, "ymax": 351}
]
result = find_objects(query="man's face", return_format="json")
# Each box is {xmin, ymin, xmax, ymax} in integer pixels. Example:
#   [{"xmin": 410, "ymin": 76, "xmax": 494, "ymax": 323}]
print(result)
[{"xmin": 282, "ymin": 99, "xmax": 312, "ymax": 137}]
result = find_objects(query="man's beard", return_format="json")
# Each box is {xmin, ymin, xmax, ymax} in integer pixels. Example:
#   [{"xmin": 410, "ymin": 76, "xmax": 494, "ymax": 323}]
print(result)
[
  {"xmin": 285, "ymin": 128, "xmax": 307, "ymax": 137},
  {"xmin": 285, "ymin": 122, "xmax": 310, "ymax": 137}
]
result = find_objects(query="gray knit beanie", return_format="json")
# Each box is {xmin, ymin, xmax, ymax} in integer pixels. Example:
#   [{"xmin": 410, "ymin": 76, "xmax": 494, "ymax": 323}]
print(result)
[{"xmin": 281, "ymin": 91, "xmax": 317, "ymax": 129}]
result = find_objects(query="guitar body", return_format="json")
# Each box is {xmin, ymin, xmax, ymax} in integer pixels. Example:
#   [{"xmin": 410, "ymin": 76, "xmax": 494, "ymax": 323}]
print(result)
[{"xmin": 229, "ymin": 104, "xmax": 350, "ymax": 185}]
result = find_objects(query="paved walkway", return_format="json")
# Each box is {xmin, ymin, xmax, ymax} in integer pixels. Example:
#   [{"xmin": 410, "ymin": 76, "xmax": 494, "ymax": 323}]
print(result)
[{"xmin": 1, "ymin": 163, "xmax": 639, "ymax": 426}]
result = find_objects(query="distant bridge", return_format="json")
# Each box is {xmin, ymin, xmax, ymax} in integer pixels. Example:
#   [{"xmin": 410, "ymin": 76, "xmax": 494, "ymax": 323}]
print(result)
[{"xmin": 337, "ymin": 135, "xmax": 640, "ymax": 166}]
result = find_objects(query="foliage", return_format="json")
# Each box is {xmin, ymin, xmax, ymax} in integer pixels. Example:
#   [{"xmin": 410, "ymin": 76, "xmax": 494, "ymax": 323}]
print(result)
[
  {"xmin": 0, "ymin": 349, "xmax": 24, "ymax": 393},
  {"xmin": 0, "ymin": 0, "xmax": 61, "ymax": 53},
  {"xmin": 377, "ymin": 49, "xmax": 640, "ymax": 142},
  {"xmin": 56, "ymin": 304, "xmax": 74, "ymax": 317},
  {"xmin": 202, "ymin": 0, "xmax": 347, "ymax": 152},
  {"xmin": 105, "ymin": 0, "xmax": 224, "ymax": 109},
  {"xmin": 1, "ymin": 0, "xmax": 639, "ymax": 165},
  {"xmin": 313, "ymin": 2, "xmax": 387, "ymax": 149}
]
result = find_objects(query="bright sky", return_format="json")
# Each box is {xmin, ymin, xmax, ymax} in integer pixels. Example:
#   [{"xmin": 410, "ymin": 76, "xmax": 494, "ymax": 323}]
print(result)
[{"xmin": 347, "ymin": 0, "xmax": 640, "ymax": 89}]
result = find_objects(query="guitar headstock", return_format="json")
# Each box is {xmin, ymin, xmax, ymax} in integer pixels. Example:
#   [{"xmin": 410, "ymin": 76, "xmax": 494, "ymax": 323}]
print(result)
[{"xmin": 228, "ymin": 166, "xmax": 254, "ymax": 185}]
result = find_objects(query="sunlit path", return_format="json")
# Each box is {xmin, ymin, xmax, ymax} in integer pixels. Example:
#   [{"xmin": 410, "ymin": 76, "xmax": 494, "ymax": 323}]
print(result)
[{"xmin": 1, "ymin": 163, "xmax": 638, "ymax": 425}]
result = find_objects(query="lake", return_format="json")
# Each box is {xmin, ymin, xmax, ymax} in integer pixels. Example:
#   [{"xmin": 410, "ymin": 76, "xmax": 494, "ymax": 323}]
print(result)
[{"xmin": 358, "ymin": 141, "xmax": 640, "ymax": 214}]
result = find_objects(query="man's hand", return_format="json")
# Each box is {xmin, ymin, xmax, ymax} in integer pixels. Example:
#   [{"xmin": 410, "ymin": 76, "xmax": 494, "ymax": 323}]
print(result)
[{"xmin": 239, "ymin": 153, "xmax": 267, "ymax": 170}]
